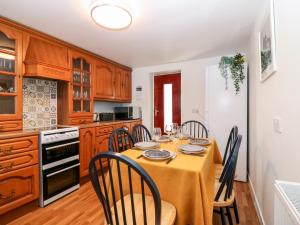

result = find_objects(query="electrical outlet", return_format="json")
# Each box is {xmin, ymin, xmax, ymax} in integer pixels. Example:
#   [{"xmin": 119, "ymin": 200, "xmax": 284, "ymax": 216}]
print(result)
[{"xmin": 192, "ymin": 108, "xmax": 199, "ymax": 114}]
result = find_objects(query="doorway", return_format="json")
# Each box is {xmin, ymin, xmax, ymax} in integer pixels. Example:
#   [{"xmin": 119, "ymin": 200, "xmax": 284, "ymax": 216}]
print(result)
[{"xmin": 154, "ymin": 73, "xmax": 181, "ymax": 133}]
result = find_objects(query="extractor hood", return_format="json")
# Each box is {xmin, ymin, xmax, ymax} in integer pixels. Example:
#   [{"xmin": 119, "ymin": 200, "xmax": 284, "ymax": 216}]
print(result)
[{"xmin": 24, "ymin": 37, "xmax": 70, "ymax": 81}]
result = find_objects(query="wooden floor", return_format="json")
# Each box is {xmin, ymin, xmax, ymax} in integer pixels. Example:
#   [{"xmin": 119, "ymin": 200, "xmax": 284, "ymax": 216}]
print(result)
[{"xmin": 2, "ymin": 181, "xmax": 260, "ymax": 225}]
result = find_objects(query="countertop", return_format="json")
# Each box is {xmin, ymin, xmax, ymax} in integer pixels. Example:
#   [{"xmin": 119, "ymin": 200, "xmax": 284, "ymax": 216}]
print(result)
[{"xmin": 0, "ymin": 119, "xmax": 141, "ymax": 140}]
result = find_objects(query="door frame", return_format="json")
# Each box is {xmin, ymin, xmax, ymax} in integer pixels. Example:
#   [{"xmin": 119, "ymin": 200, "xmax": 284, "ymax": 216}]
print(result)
[{"xmin": 151, "ymin": 70, "xmax": 181, "ymax": 132}]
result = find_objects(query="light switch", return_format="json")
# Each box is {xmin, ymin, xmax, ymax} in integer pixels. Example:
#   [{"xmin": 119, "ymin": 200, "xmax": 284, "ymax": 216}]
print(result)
[{"xmin": 273, "ymin": 117, "xmax": 282, "ymax": 134}]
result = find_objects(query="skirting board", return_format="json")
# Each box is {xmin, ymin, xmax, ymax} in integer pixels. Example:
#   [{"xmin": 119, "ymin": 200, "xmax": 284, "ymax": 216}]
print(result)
[{"xmin": 248, "ymin": 177, "xmax": 267, "ymax": 225}]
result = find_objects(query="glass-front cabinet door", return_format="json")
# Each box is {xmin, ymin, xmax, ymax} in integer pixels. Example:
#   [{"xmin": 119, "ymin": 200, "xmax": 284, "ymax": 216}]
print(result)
[
  {"xmin": 0, "ymin": 25, "xmax": 22, "ymax": 121},
  {"xmin": 71, "ymin": 56, "xmax": 92, "ymax": 114}
]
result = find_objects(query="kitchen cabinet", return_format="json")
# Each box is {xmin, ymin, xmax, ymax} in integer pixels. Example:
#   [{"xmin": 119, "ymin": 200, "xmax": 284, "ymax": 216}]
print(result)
[
  {"xmin": 94, "ymin": 60, "xmax": 115, "ymax": 100},
  {"xmin": 57, "ymin": 50, "xmax": 93, "ymax": 125},
  {"xmin": 79, "ymin": 127, "xmax": 95, "ymax": 177},
  {"xmin": 79, "ymin": 120, "xmax": 141, "ymax": 178},
  {"xmin": 93, "ymin": 59, "xmax": 132, "ymax": 102},
  {"xmin": 0, "ymin": 22, "xmax": 23, "ymax": 130},
  {"xmin": 0, "ymin": 135, "xmax": 39, "ymax": 215},
  {"xmin": 0, "ymin": 165, "xmax": 39, "ymax": 215}
]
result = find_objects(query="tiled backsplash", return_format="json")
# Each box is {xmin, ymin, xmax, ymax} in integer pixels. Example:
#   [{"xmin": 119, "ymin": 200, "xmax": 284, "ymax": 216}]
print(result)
[{"xmin": 23, "ymin": 78, "xmax": 57, "ymax": 129}]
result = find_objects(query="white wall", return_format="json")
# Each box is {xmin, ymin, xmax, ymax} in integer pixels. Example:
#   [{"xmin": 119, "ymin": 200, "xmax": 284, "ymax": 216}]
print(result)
[
  {"xmin": 248, "ymin": 0, "xmax": 300, "ymax": 224},
  {"xmin": 131, "ymin": 57, "xmax": 221, "ymax": 131}
]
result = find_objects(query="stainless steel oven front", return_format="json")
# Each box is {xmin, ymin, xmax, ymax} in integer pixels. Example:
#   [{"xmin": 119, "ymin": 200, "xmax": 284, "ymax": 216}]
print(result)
[{"xmin": 39, "ymin": 127, "xmax": 80, "ymax": 207}]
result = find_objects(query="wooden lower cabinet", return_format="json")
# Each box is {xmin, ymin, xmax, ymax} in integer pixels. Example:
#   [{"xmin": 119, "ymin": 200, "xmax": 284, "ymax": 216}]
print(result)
[
  {"xmin": 0, "ymin": 165, "xmax": 39, "ymax": 215},
  {"xmin": 79, "ymin": 128, "xmax": 95, "ymax": 177}
]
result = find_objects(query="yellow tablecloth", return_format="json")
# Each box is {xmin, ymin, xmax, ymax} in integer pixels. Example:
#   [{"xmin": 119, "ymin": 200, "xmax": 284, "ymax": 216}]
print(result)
[{"xmin": 108, "ymin": 139, "xmax": 222, "ymax": 225}]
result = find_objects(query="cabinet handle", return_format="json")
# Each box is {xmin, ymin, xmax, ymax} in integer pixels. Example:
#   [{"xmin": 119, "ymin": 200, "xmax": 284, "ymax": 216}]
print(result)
[
  {"xmin": 0, "ymin": 189, "xmax": 16, "ymax": 201},
  {"xmin": 0, "ymin": 162, "xmax": 14, "ymax": 172},
  {"xmin": 0, "ymin": 147, "xmax": 13, "ymax": 156}
]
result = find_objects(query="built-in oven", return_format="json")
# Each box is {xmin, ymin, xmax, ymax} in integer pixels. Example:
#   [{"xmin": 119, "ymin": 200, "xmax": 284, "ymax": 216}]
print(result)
[
  {"xmin": 39, "ymin": 127, "xmax": 80, "ymax": 207},
  {"xmin": 42, "ymin": 160, "xmax": 80, "ymax": 206},
  {"xmin": 41, "ymin": 138, "xmax": 79, "ymax": 170}
]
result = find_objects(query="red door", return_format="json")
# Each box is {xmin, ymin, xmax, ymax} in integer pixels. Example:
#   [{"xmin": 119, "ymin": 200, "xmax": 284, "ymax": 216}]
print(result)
[{"xmin": 154, "ymin": 73, "xmax": 181, "ymax": 133}]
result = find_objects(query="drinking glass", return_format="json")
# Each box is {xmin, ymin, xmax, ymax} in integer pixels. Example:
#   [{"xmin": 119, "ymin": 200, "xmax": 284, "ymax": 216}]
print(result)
[
  {"xmin": 172, "ymin": 123, "xmax": 179, "ymax": 135},
  {"xmin": 165, "ymin": 124, "xmax": 173, "ymax": 137},
  {"xmin": 152, "ymin": 127, "xmax": 162, "ymax": 141}
]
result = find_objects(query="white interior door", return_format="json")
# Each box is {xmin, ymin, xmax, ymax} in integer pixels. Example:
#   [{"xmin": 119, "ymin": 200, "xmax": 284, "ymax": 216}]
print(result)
[{"xmin": 205, "ymin": 64, "xmax": 247, "ymax": 182}]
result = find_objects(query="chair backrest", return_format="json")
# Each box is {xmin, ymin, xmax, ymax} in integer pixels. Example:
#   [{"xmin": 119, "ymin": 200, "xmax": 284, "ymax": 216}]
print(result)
[
  {"xmin": 132, "ymin": 124, "xmax": 152, "ymax": 143},
  {"xmin": 181, "ymin": 120, "xmax": 208, "ymax": 138},
  {"xmin": 89, "ymin": 151, "xmax": 161, "ymax": 225},
  {"xmin": 215, "ymin": 135, "xmax": 242, "ymax": 202},
  {"xmin": 222, "ymin": 126, "xmax": 238, "ymax": 165},
  {"xmin": 109, "ymin": 128, "xmax": 134, "ymax": 153}
]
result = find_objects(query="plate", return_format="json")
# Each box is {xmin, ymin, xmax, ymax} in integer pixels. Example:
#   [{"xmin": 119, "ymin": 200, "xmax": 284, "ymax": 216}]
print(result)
[
  {"xmin": 134, "ymin": 142, "xmax": 159, "ymax": 150},
  {"xmin": 189, "ymin": 138, "xmax": 211, "ymax": 146},
  {"xmin": 179, "ymin": 144, "xmax": 206, "ymax": 153},
  {"xmin": 142, "ymin": 149, "xmax": 173, "ymax": 161},
  {"xmin": 153, "ymin": 135, "xmax": 171, "ymax": 143}
]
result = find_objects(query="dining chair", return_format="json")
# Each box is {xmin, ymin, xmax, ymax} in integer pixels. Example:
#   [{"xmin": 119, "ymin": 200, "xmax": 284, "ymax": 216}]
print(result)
[
  {"xmin": 181, "ymin": 120, "xmax": 208, "ymax": 138},
  {"xmin": 215, "ymin": 126, "xmax": 239, "ymax": 180},
  {"xmin": 213, "ymin": 135, "xmax": 242, "ymax": 225},
  {"xmin": 132, "ymin": 124, "xmax": 152, "ymax": 143},
  {"xmin": 89, "ymin": 151, "xmax": 176, "ymax": 225},
  {"xmin": 109, "ymin": 128, "xmax": 134, "ymax": 153}
]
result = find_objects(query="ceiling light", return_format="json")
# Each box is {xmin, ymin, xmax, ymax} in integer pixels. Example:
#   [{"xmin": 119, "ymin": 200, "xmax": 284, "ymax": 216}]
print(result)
[{"xmin": 90, "ymin": 0, "xmax": 132, "ymax": 30}]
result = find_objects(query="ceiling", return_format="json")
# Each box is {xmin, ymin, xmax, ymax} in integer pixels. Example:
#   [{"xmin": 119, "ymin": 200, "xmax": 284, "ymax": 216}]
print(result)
[{"xmin": 0, "ymin": 0, "xmax": 262, "ymax": 68}]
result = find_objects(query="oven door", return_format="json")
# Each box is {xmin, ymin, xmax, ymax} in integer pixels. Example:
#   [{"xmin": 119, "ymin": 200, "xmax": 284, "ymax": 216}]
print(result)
[
  {"xmin": 42, "ymin": 160, "xmax": 80, "ymax": 206},
  {"xmin": 42, "ymin": 138, "xmax": 79, "ymax": 167}
]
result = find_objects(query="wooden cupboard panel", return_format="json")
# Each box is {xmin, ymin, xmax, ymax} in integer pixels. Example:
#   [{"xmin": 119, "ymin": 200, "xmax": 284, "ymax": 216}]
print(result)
[
  {"xmin": 95, "ymin": 134, "xmax": 109, "ymax": 167},
  {"xmin": 0, "ymin": 120, "xmax": 22, "ymax": 132},
  {"xmin": 0, "ymin": 136, "xmax": 38, "ymax": 158},
  {"xmin": 79, "ymin": 128, "xmax": 95, "ymax": 177},
  {"xmin": 94, "ymin": 60, "xmax": 115, "ymax": 100},
  {"xmin": 95, "ymin": 125, "xmax": 114, "ymax": 136},
  {"xmin": 0, "ymin": 165, "xmax": 39, "ymax": 215},
  {"xmin": 114, "ymin": 67, "xmax": 122, "ymax": 100},
  {"xmin": 69, "ymin": 116, "xmax": 93, "ymax": 125},
  {"xmin": 0, "ymin": 150, "xmax": 38, "ymax": 174},
  {"xmin": 121, "ymin": 70, "xmax": 132, "ymax": 102},
  {"xmin": 0, "ymin": 22, "xmax": 23, "ymax": 121}
]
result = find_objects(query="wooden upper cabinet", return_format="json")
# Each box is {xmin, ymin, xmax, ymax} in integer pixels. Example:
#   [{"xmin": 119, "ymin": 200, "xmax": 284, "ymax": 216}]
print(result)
[
  {"xmin": 0, "ymin": 22, "xmax": 22, "ymax": 123},
  {"xmin": 94, "ymin": 60, "xmax": 115, "ymax": 100},
  {"xmin": 121, "ymin": 69, "xmax": 132, "ymax": 102}
]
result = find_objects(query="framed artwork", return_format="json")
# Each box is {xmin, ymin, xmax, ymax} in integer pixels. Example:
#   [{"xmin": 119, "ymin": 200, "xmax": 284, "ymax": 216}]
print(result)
[{"xmin": 259, "ymin": 0, "xmax": 277, "ymax": 82}]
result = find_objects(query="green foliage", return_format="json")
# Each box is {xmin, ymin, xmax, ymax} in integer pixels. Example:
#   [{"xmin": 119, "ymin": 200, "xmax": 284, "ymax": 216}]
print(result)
[
  {"xmin": 261, "ymin": 50, "xmax": 271, "ymax": 73},
  {"xmin": 218, "ymin": 53, "xmax": 246, "ymax": 94}
]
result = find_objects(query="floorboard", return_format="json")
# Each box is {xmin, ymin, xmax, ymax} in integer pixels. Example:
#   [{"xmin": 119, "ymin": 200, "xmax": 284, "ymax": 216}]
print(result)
[{"xmin": 2, "ymin": 181, "xmax": 260, "ymax": 225}]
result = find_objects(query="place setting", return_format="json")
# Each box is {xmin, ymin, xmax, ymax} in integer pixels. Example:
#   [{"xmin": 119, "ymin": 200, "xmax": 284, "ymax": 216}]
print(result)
[
  {"xmin": 177, "ymin": 144, "xmax": 207, "ymax": 157},
  {"xmin": 136, "ymin": 149, "xmax": 177, "ymax": 164}
]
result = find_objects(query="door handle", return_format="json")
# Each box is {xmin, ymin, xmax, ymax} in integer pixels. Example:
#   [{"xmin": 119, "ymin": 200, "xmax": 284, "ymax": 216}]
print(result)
[{"xmin": 154, "ymin": 109, "xmax": 159, "ymax": 117}]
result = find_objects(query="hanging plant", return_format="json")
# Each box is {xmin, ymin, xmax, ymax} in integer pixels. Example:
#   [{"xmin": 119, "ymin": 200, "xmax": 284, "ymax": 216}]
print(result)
[{"xmin": 218, "ymin": 53, "xmax": 246, "ymax": 94}]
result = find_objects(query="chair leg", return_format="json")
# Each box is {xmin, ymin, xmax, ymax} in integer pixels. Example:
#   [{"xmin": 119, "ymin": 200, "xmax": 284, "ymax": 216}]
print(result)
[
  {"xmin": 220, "ymin": 207, "xmax": 226, "ymax": 225},
  {"xmin": 226, "ymin": 207, "xmax": 233, "ymax": 225},
  {"xmin": 233, "ymin": 199, "xmax": 240, "ymax": 224}
]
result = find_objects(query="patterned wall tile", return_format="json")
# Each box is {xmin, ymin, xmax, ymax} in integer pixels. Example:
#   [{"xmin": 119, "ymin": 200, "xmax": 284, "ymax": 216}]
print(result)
[{"xmin": 23, "ymin": 78, "xmax": 57, "ymax": 129}]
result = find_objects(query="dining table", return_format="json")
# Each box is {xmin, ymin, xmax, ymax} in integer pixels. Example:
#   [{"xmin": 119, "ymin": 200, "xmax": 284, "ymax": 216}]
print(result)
[{"xmin": 108, "ymin": 138, "xmax": 222, "ymax": 225}]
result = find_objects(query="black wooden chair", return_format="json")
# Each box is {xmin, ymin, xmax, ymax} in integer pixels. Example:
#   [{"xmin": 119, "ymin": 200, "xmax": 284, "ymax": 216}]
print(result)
[
  {"xmin": 89, "ymin": 151, "xmax": 176, "ymax": 225},
  {"xmin": 132, "ymin": 124, "xmax": 152, "ymax": 143},
  {"xmin": 215, "ymin": 126, "xmax": 239, "ymax": 179},
  {"xmin": 222, "ymin": 126, "xmax": 238, "ymax": 165},
  {"xmin": 213, "ymin": 135, "xmax": 242, "ymax": 225},
  {"xmin": 181, "ymin": 120, "xmax": 208, "ymax": 139},
  {"xmin": 109, "ymin": 128, "xmax": 134, "ymax": 153}
]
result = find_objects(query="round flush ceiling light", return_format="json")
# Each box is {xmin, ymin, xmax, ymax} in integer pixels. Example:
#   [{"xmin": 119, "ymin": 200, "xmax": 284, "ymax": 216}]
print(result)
[{"xmin": 90, "ymin": 0, "xmax": 132, "ymax": 30}]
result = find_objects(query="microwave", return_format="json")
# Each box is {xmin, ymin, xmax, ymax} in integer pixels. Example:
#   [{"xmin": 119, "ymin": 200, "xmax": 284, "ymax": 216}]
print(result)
[{"xmin": 114, "ymin": 107, "xmax": 141, "ymax": 120}]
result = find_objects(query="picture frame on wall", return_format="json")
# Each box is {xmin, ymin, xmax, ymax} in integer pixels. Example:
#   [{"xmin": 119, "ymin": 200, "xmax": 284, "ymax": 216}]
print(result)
[{"xmin": 259, "ymin": 0, "xmax": 277, "ymax": 82}]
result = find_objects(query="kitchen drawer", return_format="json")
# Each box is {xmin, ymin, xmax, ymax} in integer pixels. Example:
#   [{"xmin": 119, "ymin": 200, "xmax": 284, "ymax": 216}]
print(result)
[
  {"xmin": 0, "ymin": 121, "xmax": 22, "ymax": 132},
  {"xmin": 0, "ymin": 136, "xmax": 38, "ymax": 158},
  {"xmin": 0, "ymin": 164, "xmax": 39, "ymax": 215},
  {"xmin": 0, "ymin": 150, "xmax": 38, "ymax": 174},
  {"xmin": 96, "ymin": 125, "xmax": 114, "ymax": 136},
  {"xmin": 69, "ymin": 116, "xmax": 93, "ymax": 125}
]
